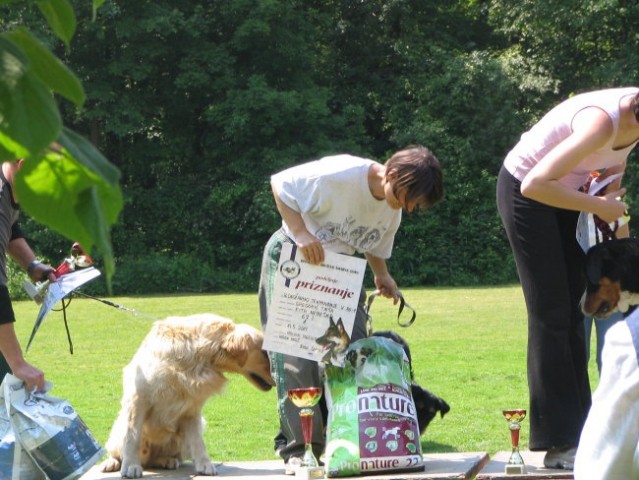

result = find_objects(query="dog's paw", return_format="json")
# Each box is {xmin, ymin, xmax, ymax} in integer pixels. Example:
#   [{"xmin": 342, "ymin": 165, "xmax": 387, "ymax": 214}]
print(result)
[
  {"xmin": 161, "ymin": 457, "xmax": 181, "ymax": 470},
  {"xmin": 101, "ymin": 456, "xmax": 121, "ymax": 473},
  {"xmin": 121, "ymin": 463, "xmax": 144, "ymax": 478},
  {"xmin": 195, "ymin": 461, "xmax": 217, "ymax": 476}
]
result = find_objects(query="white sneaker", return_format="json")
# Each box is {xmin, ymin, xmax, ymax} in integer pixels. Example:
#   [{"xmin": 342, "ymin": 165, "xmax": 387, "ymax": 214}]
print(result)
[{"xmin": 543, "ymin": 446, "xmax": 577, "ymax": 470}]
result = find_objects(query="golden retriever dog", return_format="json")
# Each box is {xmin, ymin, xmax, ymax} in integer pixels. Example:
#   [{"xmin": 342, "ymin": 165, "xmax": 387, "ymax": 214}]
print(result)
[{"xmin": 101, "ymin": 313, "xmax": 274, "ymax": 478}]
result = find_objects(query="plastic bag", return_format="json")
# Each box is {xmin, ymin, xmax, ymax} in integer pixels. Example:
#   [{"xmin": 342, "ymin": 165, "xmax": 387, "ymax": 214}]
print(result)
[
  {"xmin": 2, "ymin": 374, "xmax": 104, "ymax": 480},
  {"xmin": 0, "ymin": 380, "xmax": 44, "ymax": 480},
  {"xmin": 324, "ymin": 336, "xmax": 423, "ymax": 477}
]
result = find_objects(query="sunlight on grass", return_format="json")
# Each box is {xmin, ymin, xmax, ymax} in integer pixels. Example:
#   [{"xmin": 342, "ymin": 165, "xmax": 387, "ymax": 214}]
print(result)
[{"xmin": 12, "ymin": 286, "xmax": 600, "ymax": 461}]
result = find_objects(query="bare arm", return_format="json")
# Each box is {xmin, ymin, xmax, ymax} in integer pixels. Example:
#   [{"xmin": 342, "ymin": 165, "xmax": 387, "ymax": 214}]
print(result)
[
  {"xmin": 0, "ymin": 322, "xmax": 45, "ymax": 391},
  {"xmin": 2, "ymin": 237, "xmax": 50, "ymax": 391},
  {"xmin": 7, "ymin": 237, "xmax": 36, "ymax": 271},
  {"xmin": 8, "ymin": 237, "xmax": 55, "ymax": 283},
  {"xmin": 271, "ymin": 183, "xmax": 325, "ymax": 265},
  {"xmin": 364, "ymin": 253, "xmax": 399, "ymax": 303},
  {"xmin": 521, "ymin": 107, "xmax": 627, "ymax": 223}
]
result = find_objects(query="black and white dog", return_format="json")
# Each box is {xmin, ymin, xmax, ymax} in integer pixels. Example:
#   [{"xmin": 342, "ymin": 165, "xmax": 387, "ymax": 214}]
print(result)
[{"xmin": 582, "ymin": 238, "xmax": 639, "ymax": 318}]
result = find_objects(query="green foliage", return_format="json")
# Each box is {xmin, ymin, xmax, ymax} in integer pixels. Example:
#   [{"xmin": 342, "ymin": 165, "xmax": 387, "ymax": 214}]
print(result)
[
  {"xmin": 5, "ymin": 1, "xmax": 639, "ymax": 292},
  {"xmin": 0, "ymin": 0, "xmax": 121, "ymax": 285}
]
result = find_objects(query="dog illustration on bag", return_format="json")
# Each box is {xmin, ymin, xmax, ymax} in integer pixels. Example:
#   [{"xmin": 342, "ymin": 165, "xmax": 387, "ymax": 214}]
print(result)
[
  {"xmin": 316, "ymin": 316, "xmax": 351, "ymax": 365},
  {"xmin": 382, "ymin": 426, "xmax": 401, "ymax": 440}
]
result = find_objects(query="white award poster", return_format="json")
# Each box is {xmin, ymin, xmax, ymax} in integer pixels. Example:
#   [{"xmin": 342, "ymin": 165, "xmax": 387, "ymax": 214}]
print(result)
[{"xmin": 263, "ymin": 243, "xmax": 366, "ymax": 365}]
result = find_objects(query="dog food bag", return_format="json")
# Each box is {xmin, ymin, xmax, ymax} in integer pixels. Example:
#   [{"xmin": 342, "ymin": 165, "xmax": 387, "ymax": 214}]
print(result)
[
  {"xmin": 0, "ymin": 377, "xmax": 44, "ymax": 480},
  {"xmin": 324, "ymin": 336, "xmax": 423, "ymax": 477},
  {"xmin": 3, "ymin": 374, "xmax": 104, "ymax": 480}
]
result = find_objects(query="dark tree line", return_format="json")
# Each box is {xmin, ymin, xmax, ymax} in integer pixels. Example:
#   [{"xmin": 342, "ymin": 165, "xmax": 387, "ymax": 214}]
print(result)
[{"xmin": 3, "ymin": 0, "xmax": 639, "ymax": 296}]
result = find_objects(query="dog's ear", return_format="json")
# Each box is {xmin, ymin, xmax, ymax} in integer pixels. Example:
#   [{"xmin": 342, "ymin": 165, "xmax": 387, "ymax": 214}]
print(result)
[
  {"xmin": 586, "ymin": 242, "xmax": 616, "ymax": 285},
  {"xmin": 438, "ymin": 398, "xmax": 451, "ymax": 417},
  {"xmin": 221, "ymin": 325, "xmax": 259, "ymax": 367},
  {"xmin": 586, "ymin": 245, "xmax": 604, "ymax": 285}
]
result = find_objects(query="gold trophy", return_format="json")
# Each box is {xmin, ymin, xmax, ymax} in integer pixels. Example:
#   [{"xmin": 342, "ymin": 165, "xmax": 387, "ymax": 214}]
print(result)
[
  {"xmin": 287, "ymin": 387, "xmax": 324, "ymax": 479},
  {"xmin": 23, "ymin": 242, "xmax": 94, "ymax": 304},
  {"xmin": 503, "ymin": 409, "xmax": 526, "ymax": 474}
]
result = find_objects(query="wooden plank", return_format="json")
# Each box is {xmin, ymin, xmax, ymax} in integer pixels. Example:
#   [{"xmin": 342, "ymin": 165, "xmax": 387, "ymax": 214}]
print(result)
[
  {"xmin": 476, "ymin": 451, "xmax": 573, "ymax": 480},
  {"xmin": 81, "ymin": 452, "xmax": 490, "ymax": 480}
]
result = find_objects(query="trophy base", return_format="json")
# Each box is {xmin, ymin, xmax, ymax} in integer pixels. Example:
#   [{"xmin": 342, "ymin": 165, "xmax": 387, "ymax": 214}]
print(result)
[
  {"xmin": 295, "ymin": 466, "xmax": 325, "ymax": 479},
  {"xmin": 505, "ymin": 464, "xmax": 526, "ymax": 475}
]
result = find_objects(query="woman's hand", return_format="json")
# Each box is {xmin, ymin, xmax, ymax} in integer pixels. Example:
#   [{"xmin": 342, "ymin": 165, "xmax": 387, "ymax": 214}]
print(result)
[
  {"xmin": 296, "ymin": 231, "xmax": 325, "ymax": 265},
  {"xmin": 596, "ymin": 188, "xmax": 628, "ymax": 224},
  {"xmin": 374, "ymin": 273, "xmax": 400, "ymax": 304}
]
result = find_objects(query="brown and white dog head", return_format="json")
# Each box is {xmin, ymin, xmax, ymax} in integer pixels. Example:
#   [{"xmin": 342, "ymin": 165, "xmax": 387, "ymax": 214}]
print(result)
[{"xmin": 582, "ymin": 238, "xmax": 639, "ymax": 318}]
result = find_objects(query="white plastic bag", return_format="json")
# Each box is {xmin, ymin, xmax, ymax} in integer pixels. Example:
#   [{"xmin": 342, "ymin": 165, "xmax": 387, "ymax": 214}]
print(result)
[
  {"xmin": 2, "ymin": 374, "xmax": 104, "ymax": 480},
  {"xmin": 0, "ymin": 377, "xmax": 44, "ymax": 480}
]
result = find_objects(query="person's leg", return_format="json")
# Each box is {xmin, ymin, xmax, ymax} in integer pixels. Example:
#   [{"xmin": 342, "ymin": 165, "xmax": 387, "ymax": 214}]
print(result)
[
  {"xmin": 594, "ymin": 311, "xmax": 623, "ymax": 373},
  {"xmin": 259, "ymin": 230, "xmax": 313, "ymax": 462},
  {"xmin": 270, "ymin": 352, "xmax": 325, "ymax": 463},
  {"xmin": 497, "ymin": 167, "xmax": 590, "ymax": 454}
]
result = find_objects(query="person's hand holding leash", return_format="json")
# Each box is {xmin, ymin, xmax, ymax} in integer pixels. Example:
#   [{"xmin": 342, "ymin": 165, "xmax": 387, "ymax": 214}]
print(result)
[
  {"xmin": 373, "ymin": 273, "xmax": 400, "ymax": 304},
  {"xmin": 597, "ymin": 187, "xmax": 628, "ymax": 224}
]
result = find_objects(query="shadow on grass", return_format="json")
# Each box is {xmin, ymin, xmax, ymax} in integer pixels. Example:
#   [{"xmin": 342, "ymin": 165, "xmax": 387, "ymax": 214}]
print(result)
[{"xmin": 421, "ymin": 440, "xmax": 457, "ymax": 452}]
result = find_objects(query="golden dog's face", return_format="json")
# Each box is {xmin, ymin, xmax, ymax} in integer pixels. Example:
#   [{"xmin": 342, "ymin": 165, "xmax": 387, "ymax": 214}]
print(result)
[
  {"xmin": 216, "ymin": 322, "xmax": 275, "ymax": 391},
  {"xmin": 242, "ymin": 348, "xmax": 275, "ymax": 391},
  {"xmin": 582, "ymin": 277, "xmax": 622, "ymax": 319}
]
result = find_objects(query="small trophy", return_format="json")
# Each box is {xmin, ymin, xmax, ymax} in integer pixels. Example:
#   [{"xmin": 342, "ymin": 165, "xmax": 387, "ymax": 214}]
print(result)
[
  {"xmin": 23, "ymin": 242, "xmax": 93, "ymax": 304},
  {"xmin": 503, "ymin": 409, "xmax": 526, "ymax": 474},
  {"xmin": 287, "ymin": 387, "xmax": 324, "ymax": 479}
]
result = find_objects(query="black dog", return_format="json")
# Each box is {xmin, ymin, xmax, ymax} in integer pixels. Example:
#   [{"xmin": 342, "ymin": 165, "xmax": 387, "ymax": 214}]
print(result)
[
  {"xmin": 369, "ymin": 330, "xmax": 450, "ymax": 435},
  {"xmin": 582, "ymin": 238, "xmax": 639, "ymax": 319}
]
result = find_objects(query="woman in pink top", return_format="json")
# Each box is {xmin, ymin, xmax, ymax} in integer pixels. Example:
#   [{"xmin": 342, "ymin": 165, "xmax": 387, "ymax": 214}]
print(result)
[{"xmin": 496, "ymin": 87, "xmax": 639, "ymax": 470}]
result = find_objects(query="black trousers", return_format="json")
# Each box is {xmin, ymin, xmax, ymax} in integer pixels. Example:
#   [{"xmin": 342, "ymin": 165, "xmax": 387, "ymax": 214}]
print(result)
[
  {"xmin": 496, "ymin": 166, "xmax": 591, "ymax": 450},
  {"xmin": 0, "ymin": 285, "xmax": 15, "ymax": 383}
]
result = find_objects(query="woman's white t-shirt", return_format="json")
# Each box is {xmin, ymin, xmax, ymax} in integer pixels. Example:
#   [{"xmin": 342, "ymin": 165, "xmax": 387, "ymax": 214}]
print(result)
[{"xmin": 271, "ymin": 154, "xmax": 401, "ymax": 259}]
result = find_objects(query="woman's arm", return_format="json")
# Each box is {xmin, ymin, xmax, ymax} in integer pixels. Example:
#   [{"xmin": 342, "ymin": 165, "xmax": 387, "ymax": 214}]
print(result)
[
  {"xmin": 7, "ymin": 237, "xmax": 55, "ymax": 283},
  {"xmin": 271, "ymin": 183, "xmax": 325, "ymax": 265},
  {"xmin": 521, "ymin": 107, "xmax": 627, "ymax": 223},
  {"xmin": 364, "ymin": 253, "xmax": 399, "ymax": 303}
]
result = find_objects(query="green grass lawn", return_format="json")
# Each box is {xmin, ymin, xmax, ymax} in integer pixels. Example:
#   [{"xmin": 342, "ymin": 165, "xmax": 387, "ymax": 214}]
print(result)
[{"xmin": 12, "ymin": 285, "xmax": 599, "ymax": 462}]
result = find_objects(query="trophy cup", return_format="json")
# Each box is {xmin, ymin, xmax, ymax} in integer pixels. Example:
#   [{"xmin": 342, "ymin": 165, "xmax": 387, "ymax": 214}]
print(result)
[
  {"xmin": 287, "ymin": 387, "xmax": 324, "ymax": 479},
  {"xmin": 23, "ymin": 242, "xmax": 94, "ymax": 304},
  {"xmin": 503, "ymin": 409, "xmax": 526, "ymax": 474}
]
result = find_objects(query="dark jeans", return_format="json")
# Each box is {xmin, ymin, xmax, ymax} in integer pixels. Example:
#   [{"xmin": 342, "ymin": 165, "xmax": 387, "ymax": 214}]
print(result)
[{"xmin": 496, "ymin": 166, "xmax": 591, "ymax": 450}]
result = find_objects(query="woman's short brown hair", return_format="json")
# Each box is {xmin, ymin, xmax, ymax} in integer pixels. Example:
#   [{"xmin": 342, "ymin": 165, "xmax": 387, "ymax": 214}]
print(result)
[{"xmin": 384, "ymin": 145, "xmax": 444, "ymax": 209}]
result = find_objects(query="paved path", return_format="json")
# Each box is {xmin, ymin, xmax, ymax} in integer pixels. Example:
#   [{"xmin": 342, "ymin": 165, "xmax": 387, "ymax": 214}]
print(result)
[{"xmin": 80, "ymin": 451, "xmax": 573, "ymax": 479}]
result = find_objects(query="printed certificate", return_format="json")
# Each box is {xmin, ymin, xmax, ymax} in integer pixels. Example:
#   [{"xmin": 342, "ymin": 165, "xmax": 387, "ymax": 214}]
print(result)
[{"xmin": 263, "ymin": 243, "xmax": 366, "ymax": 365}]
